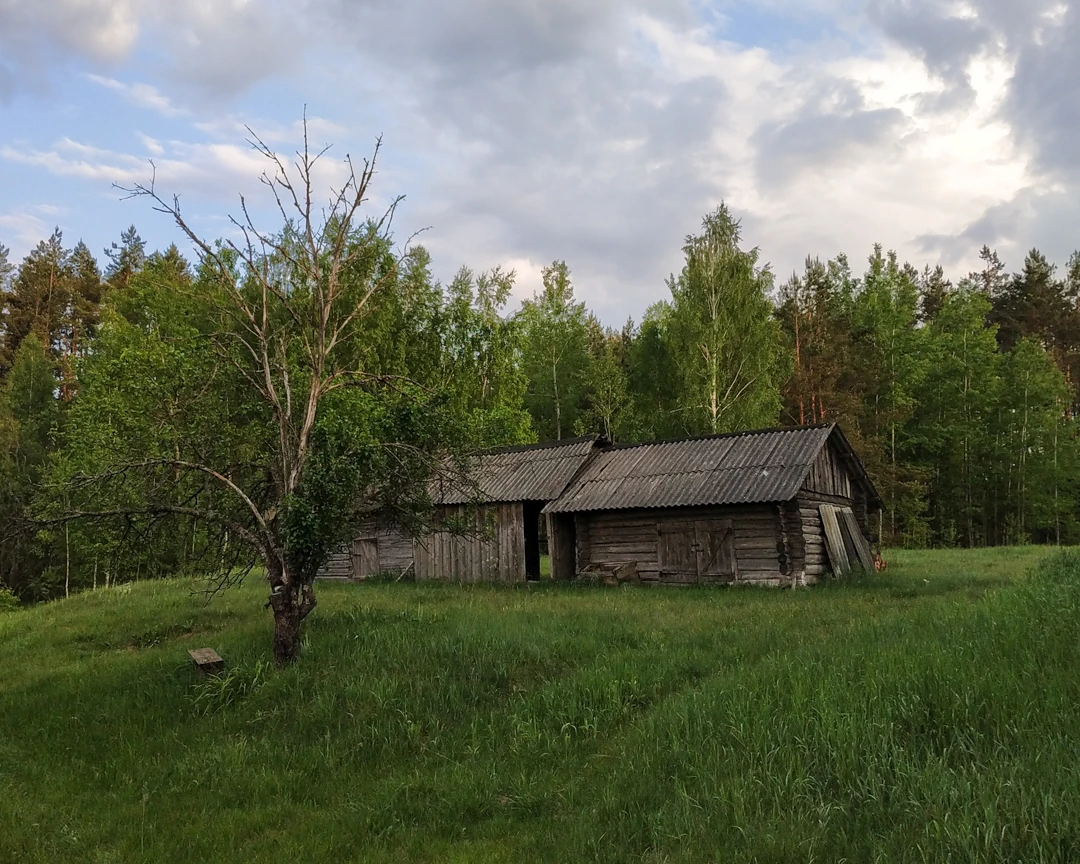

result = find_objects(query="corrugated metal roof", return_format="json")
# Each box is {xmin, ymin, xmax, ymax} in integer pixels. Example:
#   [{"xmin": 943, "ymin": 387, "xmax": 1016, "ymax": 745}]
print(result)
[
  {"xmin": 435, "ymin": 436, "xmax": 600, "ymax": 504},
  {"xmin": 545, "ymin": 425, "xmax": 837, "ymax": 513}
]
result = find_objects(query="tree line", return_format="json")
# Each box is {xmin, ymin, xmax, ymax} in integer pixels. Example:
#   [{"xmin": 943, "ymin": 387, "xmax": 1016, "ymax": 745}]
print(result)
[{"xmin": 3, "ymin": 194, "xmax": 1080, "ymax": 610}]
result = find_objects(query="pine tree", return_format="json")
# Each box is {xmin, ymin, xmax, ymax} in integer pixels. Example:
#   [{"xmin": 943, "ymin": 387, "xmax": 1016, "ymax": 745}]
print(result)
[
  {"xmin": 104, "ymin": 225, "xmax": 146, "ymax": 291},
  {"xmin": 59, "ymin": 242, "xmax": 104, "ymax": 400},
  {"xmin": 0, "ymin": 229, "xmax": 73, "ymax": 376},
  {"xmin": 911, "ymin": 287, "xmax": 1000, "ymax": 545},
  {"xmin": 0, "ymin": 242, "xmax": 12, "ymax": 292}
]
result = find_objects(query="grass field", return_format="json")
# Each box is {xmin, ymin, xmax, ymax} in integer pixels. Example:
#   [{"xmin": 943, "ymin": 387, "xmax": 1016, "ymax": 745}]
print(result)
[{"xmin": 3, "ymin": 546, "xmax": 1080, "ymax": 862}]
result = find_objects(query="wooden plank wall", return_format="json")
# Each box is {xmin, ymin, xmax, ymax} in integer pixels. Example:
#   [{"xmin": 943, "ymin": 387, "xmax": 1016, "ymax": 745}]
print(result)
[
  {"xmin": 375, "ymin": 523, "xmax": 414, "ymax": 574},
  {"xmin": 574, "ymin": 504, "xmax": 787, "ymax": 585},
  {"xmin": 315, "ymin": 517, "xmax": 415, "ymax": 580},
  {"xmin": 316, "ymin": 516, "xmax": 379, "ymax": 579},
  {"xmin": 414, "ymin": 503, "xmax": 526, "ymax": 583},
  {"xmin": 803, "ymin": 441, "xmax": 854, "ymax": 499}
]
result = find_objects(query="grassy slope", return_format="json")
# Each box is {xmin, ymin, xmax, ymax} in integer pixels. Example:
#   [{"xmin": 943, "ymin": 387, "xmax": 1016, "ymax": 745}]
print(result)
[{"xmin": 2, "ymin": 546, "xmax": 1080, "ymax": 863}]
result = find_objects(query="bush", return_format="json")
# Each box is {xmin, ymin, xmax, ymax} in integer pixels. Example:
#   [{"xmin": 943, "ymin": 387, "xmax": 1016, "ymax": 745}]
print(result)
[{"xmin": 0, "ymin": 586, "xmax": 20, "ymax": 613}]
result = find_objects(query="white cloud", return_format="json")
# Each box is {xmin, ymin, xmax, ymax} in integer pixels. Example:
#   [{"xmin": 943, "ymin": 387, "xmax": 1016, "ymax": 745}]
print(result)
[
  {"xmin": 85, "ymin": 74, "xmax": 186, "ymax": 117},
  {"xmin": 0, "ymin": 211, "xmax": 51, "ymax": 253},
  {"xmin": 2, "ymin": 0, "xmax": 1078, "ymax": 321}
]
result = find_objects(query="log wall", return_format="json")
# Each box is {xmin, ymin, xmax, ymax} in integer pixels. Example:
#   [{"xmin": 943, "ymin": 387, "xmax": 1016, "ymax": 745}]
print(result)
[
  {"xmin": 414, "ymin": 503, "xmax": 526, "ymax": 583},
  {"xmin": 797, "ymin": 496, "xmax": 831, "ymax": 584},
  {"xmin": 573, "ymin": 504, "xmax": 790, "ymax": 586}
]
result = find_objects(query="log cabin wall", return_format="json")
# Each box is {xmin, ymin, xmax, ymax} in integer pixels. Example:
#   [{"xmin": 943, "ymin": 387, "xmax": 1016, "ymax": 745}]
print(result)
[
  {"xmin": 796, "ymin": 444, "xmax": 878, "ymax": 582},
  {"xmin": 318, "ymin": 549, "xmax": 352, "ymax": 579},
  {"xmin": 796, "ymin": 498, "xmax": 831, "ymax": 583},
  {"xmin": 371, "ymin": 520, "xmax": 415, "ymax": 575},
  {"xmin": 573, "ymin": 504, "xmax": 790, "ymax": 586},
  {"xmin": 413, "ymin": 503, "xmax": 526, "ymax": 583}
]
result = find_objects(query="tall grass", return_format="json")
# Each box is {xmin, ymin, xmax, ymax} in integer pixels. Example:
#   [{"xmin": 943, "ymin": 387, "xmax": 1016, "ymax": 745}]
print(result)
[{"xmin": 1, "ymin": 546, "xmax": 1078, "ymax": 862}]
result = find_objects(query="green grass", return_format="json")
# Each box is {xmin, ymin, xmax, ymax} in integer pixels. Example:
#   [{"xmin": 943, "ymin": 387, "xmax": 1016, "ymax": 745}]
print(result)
[{"xmin": 2, "ymin": 546, "xmax": 1080, "ymax": 862}]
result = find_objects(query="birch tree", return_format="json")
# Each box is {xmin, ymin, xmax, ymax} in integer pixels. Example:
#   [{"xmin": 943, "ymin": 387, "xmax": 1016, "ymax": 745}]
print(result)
[
  {"xmin": 518, "ymin": 260, "xmax": 589, "ymax": 440},
  {"xmin": 666, "ymin": 205, "xmax": 785, "ymax": 435}
]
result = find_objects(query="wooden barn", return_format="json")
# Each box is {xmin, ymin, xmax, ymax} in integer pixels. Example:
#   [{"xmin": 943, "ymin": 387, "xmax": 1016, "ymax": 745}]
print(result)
[
  {"xmin": 317, "ymin": 436, "xmax": 604, "ymax": 583},
  {"xmin": 543, "ymin": 424, "xmax": 880, "ymax": 586},
  {"xmin": 415, "ymin": 436, "xmax": 603, "ymax": 583}
]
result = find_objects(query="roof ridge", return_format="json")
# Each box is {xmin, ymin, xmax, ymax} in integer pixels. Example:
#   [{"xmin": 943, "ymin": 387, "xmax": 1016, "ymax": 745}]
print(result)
[
  {"xmin": 480, "ymin": 434, "xmax": 603, "ymax": 456},
  {"xmin": 607, "ymin": 423, "xmax": 833, "ymax": 452}
]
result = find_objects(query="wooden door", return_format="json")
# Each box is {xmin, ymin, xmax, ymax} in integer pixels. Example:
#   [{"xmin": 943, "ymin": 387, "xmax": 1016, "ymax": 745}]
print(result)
[
  {"xmin": 695, "ymin": 519, "xmax": 737, "ymax": 582},
  {"xmin": 657, "ymin": 522, "xmax": 698, "ymax": 583},
  {"xmin": 351, "ymin": 538, "xmax": 379, "ymax": 579}
]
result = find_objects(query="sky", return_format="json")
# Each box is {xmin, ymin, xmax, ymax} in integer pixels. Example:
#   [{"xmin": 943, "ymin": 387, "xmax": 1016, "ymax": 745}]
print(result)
[{"xmin": 1, "ymin": 0, "xmax": 1077, "ymax": 324}]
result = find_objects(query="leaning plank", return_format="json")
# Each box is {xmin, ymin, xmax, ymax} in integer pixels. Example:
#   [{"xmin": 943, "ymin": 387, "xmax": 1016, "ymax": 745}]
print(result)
[
  {"xmin": 819, "ymin": 504, "xmax": 850, "ymax": 575},
  {"xmin": 840, "ymin": 507, "xmax": 875, "ymax": 572}
]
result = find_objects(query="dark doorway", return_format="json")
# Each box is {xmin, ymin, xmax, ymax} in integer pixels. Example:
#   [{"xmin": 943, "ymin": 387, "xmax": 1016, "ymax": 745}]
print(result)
[
  {"xmin": 523, "ymin": 501, "xmax": 543, "ymax": 581},
  {"xmin": 548, "ymin": 512, "xmax": 576, "ymax": 580}
]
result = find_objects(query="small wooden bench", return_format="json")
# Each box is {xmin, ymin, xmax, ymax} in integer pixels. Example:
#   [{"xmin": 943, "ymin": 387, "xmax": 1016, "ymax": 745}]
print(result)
[{"xmin": 188, "ymin": 648, "xmax": 224, "ymax": 676}]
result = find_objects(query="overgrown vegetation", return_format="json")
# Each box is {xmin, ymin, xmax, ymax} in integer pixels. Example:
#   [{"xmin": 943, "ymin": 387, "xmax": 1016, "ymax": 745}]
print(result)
[
  {"xmin": 4, "ymin": 177, "xmax": 1080, "ymax": 611},
  {"xmin": 3, "ymin": 546, "xmax": 1079, "ymax": 862}
]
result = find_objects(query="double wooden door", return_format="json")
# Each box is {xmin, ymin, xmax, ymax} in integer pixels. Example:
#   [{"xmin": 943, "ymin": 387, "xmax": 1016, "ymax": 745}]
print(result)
[{"xmin": 657, "ymin": 519, "xmax": 737, "ymax": 584}]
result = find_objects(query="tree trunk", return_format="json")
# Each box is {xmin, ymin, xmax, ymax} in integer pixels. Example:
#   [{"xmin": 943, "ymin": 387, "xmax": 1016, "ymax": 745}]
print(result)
[
  {"xmin": 267, "ymin": 564, "xmax": 317, "ymax": 665},
  {"xmin": 270, "ymin": 588, "xmax": 302, "ymax": 665}
]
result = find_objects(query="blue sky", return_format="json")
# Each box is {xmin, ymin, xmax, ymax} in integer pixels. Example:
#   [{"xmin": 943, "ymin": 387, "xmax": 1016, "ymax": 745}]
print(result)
[{"xmin": 1, "ymin": 0, "xmax": 1077, "ymax": 323}]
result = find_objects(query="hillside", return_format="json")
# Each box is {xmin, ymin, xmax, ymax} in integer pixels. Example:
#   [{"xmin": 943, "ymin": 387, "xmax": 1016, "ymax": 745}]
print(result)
[{"xmin": 3, "ymin": 547, "xmax": 1080, "ymax": 863}]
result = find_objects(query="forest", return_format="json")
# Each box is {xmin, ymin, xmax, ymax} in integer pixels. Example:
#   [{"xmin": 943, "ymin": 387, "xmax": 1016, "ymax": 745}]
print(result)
[{"xmin": 2, "ymin": 204, "xmax": 1079, "ymax": 604}]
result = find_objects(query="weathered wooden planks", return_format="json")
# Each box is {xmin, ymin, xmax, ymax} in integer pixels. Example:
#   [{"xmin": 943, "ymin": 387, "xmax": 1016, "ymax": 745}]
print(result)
[
  {"xmin": 840, "ymin": 507, "xmax": 874, "ymax": 571},
  {"xmin": 819, "ymin": 504, "xmax": 851, "ymax": 575},
  {"xmin": 414, "ymin": 502, "xmax": 528, "ymax": 583}
]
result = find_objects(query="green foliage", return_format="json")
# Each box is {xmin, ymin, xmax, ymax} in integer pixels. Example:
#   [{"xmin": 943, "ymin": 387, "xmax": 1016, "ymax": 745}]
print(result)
[
  {"xmin": 281, "ymin": 383, "xmax": 454, "ymax": 582},
  {"xmin": 0, "ymin": 229, "xmax": 103, "ymax": 382},
  {"xmin": 575, "ymin": 318, "xmax": 632, "ymax": 441},
  {"xmin": 0, "ymin": 585, "xmax": 19, "ymax": 612},
  {"xmin": 0, "ymin": 335, "xmax": 60, "ymax": 597},
  {"xmin": 664, "ymin": 205, "xmax": 786, "ymax": 434},
  {"xmin": 7, "ymin": 200, "xmax": 1080, "ymax": 609},
  {"xmin": 103, "ymin": 224, "xmax": 146, "ymax": 291},
  {"xmin": 440, "ymin": 265, "xmax": 533, "ymax": 447},
  {"xmin": 517, "ymin": 261, "xmax": 591, "ymax": 440},
  {"xmin": 5, "ymin": 547, "xmax": 1080, "ymax": 861}
]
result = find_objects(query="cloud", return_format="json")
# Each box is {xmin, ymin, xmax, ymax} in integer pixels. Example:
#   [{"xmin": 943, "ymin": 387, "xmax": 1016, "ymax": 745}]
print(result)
[
  {"xmin": 0, "ymin": 0, "xmax": 296, "ymax": 102},
  {"xmin": 0, "ymin": 0, "xmax": 143, "ymax": 99},
  {"xmin": 152, "ymin": 0, "xmax": 300, "ymax": 101},
  {"xmin": 0, "ymin": 0, "xmax": 142, "ymax": 66},
  {"xmin": 1, "ymin": 0, "xmax": 1076, "ymax": 323},
  {"xmin": 0, "ymin": 211, "xmax": 51, "ymax": 253},
  {"xmin": 0, "ymin": 136, "xmax": 266, "ymax": 198},
  {"xmin": 1006, "ymin": 1, "xmax": 1080, "ymax": 179},
  {"xmin": 752, "ymin": 75, "xmax": 909, "ymax": 189},
  {"xmin": 84, "ymin": 75, "xmax": 186, "ymax": 117},
  {"xmin": 868, "ymin": 0, "xmax": 991, "ymax": 97}
]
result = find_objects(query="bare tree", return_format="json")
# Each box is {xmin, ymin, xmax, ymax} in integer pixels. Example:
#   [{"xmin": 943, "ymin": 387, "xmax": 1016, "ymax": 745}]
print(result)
[{"xmin": 50, "ymin": 119, "xmax": 433, "ymax": 663}]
